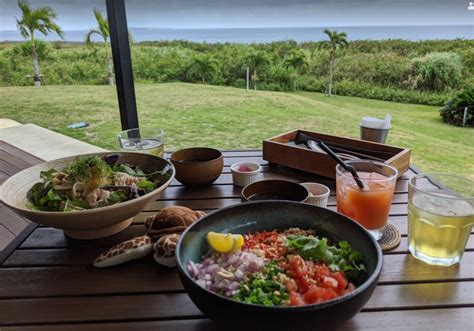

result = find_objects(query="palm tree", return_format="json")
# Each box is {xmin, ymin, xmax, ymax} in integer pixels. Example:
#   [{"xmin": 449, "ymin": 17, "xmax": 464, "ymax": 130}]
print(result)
[
  {"xmin": 319, "ymin": 29, "xmax": 349, "ymax": 96},
  {"xmin": 245, "ymin": 51, "xmax": 270, "ymax": 90},
  {"xmin": 16, "ymin": 0, "xmax": 63, "ymax": 87},
  {"xmin": 85, "ymin": 8, "xmax": 114, "ymax": 85},
  {"xmin": 187, "ymin": 54, "xmax": 220, "ymax": 84},
  {"xmin": 284, "ymin": 50, "xmax": 307, "ymax": 92}
]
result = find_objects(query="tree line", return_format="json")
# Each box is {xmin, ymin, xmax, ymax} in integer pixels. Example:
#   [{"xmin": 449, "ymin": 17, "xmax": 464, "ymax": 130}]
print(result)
[
  {"xmin": 14, "ymin": 0, "xmax": 347, "ymax": 94},
  {"xmin": 3, "ymin": 0, "xmax": 473, "ymax": 106}
]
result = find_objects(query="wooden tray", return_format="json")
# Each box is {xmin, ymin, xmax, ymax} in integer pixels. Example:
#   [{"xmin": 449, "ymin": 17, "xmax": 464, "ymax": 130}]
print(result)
[{"xmin": 263, "ymin": 129, "xmax": 410, "ymax": 179}]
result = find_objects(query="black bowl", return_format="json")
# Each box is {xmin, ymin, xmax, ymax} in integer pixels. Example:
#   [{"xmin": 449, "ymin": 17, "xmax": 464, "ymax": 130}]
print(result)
[
  {"xmin": 241, "ymin": 179, "xmax": 310, "ymax": 203},
  {"xmin": 176, "ymin": 201, "xmax": 382, "ymax": 330}
]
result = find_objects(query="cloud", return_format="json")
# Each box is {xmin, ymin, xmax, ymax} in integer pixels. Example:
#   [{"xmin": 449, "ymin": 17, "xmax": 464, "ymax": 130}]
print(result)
[{"xmin": 0, "ymin": 0, "xmax": 472, "ymax": 30}]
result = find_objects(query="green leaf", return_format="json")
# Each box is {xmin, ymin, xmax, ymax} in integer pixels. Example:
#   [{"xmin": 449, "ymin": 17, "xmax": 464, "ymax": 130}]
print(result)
[
  {"xmin": 113, "ymin": 164, "xmax": 145, "ymax": 177},
  {"xmin": 286, "ymin": 235, "xmax": 366, "ymax": 280},
  {"xmin": 107, "ymin": 190, "xmax": 128, "ymax": 204},
  {"xmin": 40, "ymin": 168, "xmax": 57, "ymax": 181},
  {"xmin": 137, "ymin": 179, "xmax": 155, "ymax": 191}
]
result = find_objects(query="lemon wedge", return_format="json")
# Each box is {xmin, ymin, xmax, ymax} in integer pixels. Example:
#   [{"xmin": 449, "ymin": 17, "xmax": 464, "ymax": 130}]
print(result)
[
  {"xmin": 206, "ymin": 232, "xmax": 245, "ymax": 254},
  {"xmin": 206, "ymin": 232, "xmax": 235, "ymax": 253},
  {"xmin": 230, "ymin": 234, "xmax": 244, "ymax": 253}
]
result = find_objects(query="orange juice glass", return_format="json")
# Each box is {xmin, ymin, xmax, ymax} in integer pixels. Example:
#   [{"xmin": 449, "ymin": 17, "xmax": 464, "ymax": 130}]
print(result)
[{"xmin": 336, "ymin": 161, "xmax": 398, "ymax": 240}]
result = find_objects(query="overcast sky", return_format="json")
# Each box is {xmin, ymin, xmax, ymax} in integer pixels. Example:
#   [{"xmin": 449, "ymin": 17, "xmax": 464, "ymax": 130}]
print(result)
[{"xmin": 1, "ymin": 0, "xmax": 473, "ymax": 30}]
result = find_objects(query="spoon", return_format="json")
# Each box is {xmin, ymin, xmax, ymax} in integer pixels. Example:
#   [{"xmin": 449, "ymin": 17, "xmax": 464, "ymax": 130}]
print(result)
[{"xmin": 317, "ymin": 141, "xmax": 365, "ymax": 190}]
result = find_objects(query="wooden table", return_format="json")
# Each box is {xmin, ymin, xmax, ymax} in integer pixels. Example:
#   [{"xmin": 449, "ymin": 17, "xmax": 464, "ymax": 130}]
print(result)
[
  {"xmin": 0, "ymin": 141, "xmax": 41, "ymax": 258},
  {"xmin": 0, "ymin": 148, "xmax": 473, "ymax": 330}
]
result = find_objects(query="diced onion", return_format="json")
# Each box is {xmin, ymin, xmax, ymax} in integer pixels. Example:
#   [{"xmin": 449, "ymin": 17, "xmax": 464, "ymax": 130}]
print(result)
[{"xmin": 187, "ymin": 250, "xmax": 265, "ymax": 297}]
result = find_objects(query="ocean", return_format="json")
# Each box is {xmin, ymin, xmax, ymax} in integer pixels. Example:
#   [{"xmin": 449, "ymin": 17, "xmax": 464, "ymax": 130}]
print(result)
[{"xmin": 1, "ymin": 25, "xmax": 472, "ymax": 43}]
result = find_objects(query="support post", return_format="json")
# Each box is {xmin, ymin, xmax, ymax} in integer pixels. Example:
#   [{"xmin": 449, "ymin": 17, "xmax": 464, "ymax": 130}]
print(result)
[{"xmin": 105, "ymin": 0, "xmax": 139, "ymax": 130}]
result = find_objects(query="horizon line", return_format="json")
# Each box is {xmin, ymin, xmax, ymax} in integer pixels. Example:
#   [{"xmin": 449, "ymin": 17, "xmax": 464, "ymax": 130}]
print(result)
[{"xmin": 0, "ymin": 23, "xmax": 472, "ymax": 32}]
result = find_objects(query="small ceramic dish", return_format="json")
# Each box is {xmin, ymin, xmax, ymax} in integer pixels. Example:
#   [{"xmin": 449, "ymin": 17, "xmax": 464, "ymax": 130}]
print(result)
[
  {"xmin": 230, "ymin": 162, "xmax": 262, "ymax": 187},
  {"xmin": 170, "ymin": 148, "xmax": 223, "ymax": 187},
  {"xmin": 301, "ymin": 182, "xmax": 330, "ymax": 207},
  {"xmin": 241, "ymin": 179, "xmax": 309, "ymax": 203}
]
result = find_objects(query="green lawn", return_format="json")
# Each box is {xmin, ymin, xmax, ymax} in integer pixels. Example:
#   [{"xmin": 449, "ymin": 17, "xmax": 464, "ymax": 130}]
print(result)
[{"xmin": 1, "ymin": 83, "xmax": 472, "ymax": 179}]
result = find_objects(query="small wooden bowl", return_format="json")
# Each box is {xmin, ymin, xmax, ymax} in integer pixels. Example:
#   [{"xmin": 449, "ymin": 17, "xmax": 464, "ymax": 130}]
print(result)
[
  {"xmin": 0, "ymin": 152, "xmax": 175, "ymax": 240},
  {"xmin": 170, "ymin": 148, "xmax": 223, "ymax": 187},
  {"xmin": 241, "ymin": 179, "xmax": 309, "ymax": 202}
]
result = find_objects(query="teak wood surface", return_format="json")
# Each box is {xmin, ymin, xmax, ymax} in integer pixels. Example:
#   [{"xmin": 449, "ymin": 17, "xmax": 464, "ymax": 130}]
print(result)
[{"xmin": 0, "ymin": 146, "xmax": 473, "ymax": 330}]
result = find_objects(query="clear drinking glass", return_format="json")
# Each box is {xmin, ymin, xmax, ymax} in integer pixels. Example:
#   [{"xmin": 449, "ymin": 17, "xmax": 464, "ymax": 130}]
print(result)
[
  {"xmin": 336, "ymin": 160, "xmax": 398, "ymax": 240},
  {"xmin": 117, "ymin": 128, "xmax": 165, "ymax": 157},
  {"xmin": 408, "ymin": 174, "xmax": 474, "ymax": 266}
]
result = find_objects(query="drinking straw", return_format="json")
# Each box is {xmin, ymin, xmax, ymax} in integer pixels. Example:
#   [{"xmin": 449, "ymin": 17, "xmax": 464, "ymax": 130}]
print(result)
[{"xmin": 317, "ymin": 141, "xmax": 365, "ymax": 190}]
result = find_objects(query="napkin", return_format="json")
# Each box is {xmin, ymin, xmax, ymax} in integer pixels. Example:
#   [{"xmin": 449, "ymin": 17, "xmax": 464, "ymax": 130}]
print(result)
[{"xmin": 360, "ymin": 114, "xmax": 391, "ymax": 129}]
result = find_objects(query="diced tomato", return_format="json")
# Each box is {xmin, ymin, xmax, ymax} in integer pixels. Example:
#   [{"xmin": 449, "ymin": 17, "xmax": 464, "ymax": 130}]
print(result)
[
  {"xmin": 289, "ymin": 291, "xmax": 305, "ymax": 306},
  {"xmin": 304, "ymin": 285, "xmax": 339, "ymax": 304},
  {"xmin": 322, "ymin": 276, "xmax": 339, "ymax": 290},
  {"xmin": 331, "ymin": 272, "xmax": 348, "ymax": 291}
]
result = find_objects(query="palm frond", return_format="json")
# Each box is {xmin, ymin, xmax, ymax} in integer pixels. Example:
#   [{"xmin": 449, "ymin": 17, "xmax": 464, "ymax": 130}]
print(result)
[
  {"xmin": 93, "ymin": 8, "xmax": 109, "ymax": 39},
  {"xmin": 16, "ymin": 0, "xmax": 63, "ymax": 40},
  {"xmin": 17, "ymin": 0, "xmax": 31, "ymax": 17},
  {"xmin": 16, "ymin": 18, "xmax": 30, "ymax": 39},
  {"xmin": 85, "ymin": 29, "xmax": 103, "ymax": 45}
]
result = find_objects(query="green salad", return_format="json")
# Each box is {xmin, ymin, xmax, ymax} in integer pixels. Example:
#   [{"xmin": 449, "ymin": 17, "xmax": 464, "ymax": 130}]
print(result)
[{"xmin": 27, "ymin": 154, "xmax": 172, "ymax": 212}]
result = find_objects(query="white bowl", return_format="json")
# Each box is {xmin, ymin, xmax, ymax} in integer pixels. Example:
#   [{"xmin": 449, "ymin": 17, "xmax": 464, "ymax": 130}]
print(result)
[
  {"xmin": 230, "ymin": 162, "xmax": 262, "ymax": 187},
  {"xmin": 301, "ymin": 182, "xmax": 330, "ymax": 207}
]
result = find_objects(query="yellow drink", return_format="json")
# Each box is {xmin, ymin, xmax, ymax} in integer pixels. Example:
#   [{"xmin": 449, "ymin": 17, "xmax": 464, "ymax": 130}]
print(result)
[
  {"xmin": 408, "ymin": 194, "xmax": 473, "ymax": 266},
  {"xmin": 118, "ymin": 128, "xmax": 165, "ymax": 158},
  {"xmin": 120, "ymin": 138, "xmax": 164, "ymax": 157}
]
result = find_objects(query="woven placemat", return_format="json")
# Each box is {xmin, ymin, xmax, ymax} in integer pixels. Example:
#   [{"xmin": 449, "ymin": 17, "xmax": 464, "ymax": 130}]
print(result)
[{"xmin": 379, "ymin": 223, "xmax": 401, "ymax": 252}]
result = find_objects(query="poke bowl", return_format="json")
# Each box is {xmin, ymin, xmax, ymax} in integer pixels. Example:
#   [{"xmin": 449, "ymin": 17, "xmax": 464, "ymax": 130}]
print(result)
[
  {"xmin": 0, "ymin": 152, "xmax": 175, "ymax": 239},
  {"xmin": 176, "ymin": 201, "xmax": 382, "ymax": 330}
]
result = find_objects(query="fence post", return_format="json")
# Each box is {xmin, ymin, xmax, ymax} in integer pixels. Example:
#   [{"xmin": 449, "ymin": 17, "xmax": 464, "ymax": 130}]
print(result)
[{"xmin": 246, "ymin": 67, "xmax": 250, "ymax": 92}]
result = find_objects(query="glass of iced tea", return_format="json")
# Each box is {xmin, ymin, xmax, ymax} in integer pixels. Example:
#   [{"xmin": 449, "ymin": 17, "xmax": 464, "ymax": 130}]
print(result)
[
  {"xmin": 336, "ymin": 160, "xmax": 398, "ymax": 240},
  {"xmin": 408, "ymin": 174, "xmax": 474, "ymax": 266},
  {"xmin": 117, "ymin": 128, "xmax": 165, "ymax": 157}
]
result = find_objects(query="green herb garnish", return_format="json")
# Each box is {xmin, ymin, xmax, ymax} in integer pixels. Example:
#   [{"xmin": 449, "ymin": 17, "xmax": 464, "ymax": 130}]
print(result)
[
  {"xmin": 66, "ymin": 156, "xmax": 112, "ymax": 182},
  {"xmin": 233, "ymin": 261, "xmax": 289, "ymax": 306},
  {"xmin": 286, "ymin": 234, "xmax": 366, "ymax": 280},
  {"xmin": 137, "ymin": 179, "xmax": 156, "ymax": 191}
]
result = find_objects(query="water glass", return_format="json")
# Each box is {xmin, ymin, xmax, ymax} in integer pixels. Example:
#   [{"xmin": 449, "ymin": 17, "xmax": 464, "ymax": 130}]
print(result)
[
  {"xmin": 117, "ymin": 128, "xmax": 165, "ymax": 157},
  {"xmin": 408, "ymin": 174, "xmax": 474, "ymax": 266},
  {"xmin": 336, "ymin": 160, "xmax": 398, "ymax": 240}
]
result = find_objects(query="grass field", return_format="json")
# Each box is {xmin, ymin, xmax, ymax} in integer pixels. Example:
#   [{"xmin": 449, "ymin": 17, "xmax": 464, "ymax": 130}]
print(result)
[{"xmin": 1, "ymin": 83, "xmax": 472, "ymax": 178}]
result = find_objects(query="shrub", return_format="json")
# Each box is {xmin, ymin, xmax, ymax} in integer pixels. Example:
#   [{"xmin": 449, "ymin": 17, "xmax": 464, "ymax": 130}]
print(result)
[
  {"xmin": 334, "ymin": 80, "xmax": 450, "ymax": 106},
  {"xmin": 440, "ymin": 87, "xmax": 474, "ymax": 127},
  {"xmin": 409, "ymin": 52, "xmax": 462, "ymax": 91},
  {"xmin": 10, "ymin": 40, "xmax": 52, "ymax": 60},
  {"xmin": 0, "ymin": 39, "xmax": 473, "ymax": 106}
]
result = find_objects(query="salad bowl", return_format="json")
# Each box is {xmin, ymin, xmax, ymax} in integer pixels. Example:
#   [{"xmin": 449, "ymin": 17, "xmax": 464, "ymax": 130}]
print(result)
[
  {"xmin": 0, "ymin": 152, "xmax": 175, "ymax": 239},
  {"xmin": 176, "ymin": 201, "xmax": 382, "ymax": 330}
]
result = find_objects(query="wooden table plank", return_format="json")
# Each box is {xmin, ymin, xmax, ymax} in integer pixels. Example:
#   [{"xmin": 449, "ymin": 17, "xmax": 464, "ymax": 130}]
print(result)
[
  {"xmin": 5, "ymin": 307, "xmax": 472, "ymax": 331},
  {"xmin": 1, "ymin": 281, "xmax": 473, "ymax": 326},
  {"xmin": 0, "ymin": 141, "xmax": 44, "ymax": 166},
  {"xmin": 0, "ymin": 140, "xmax": 42, "ymax": 263},
  {"xmin": 2, "ymin": 251, "xmax": 474, "ymax": 299},
  {"xmin": 0, "ymin": 265, "xmax": 182, "ymax": 299},
  {"xmin": 0, "ymin": 225, "xmax": 15, "ymax": 251}
]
